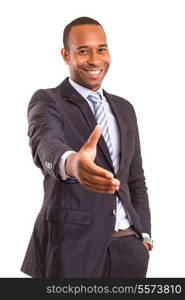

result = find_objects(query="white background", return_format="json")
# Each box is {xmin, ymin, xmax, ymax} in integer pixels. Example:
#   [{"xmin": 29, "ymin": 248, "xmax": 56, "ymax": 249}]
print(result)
[{"xmin": 0, "ymin": 0, "xmax": 185, "ymax": 277}]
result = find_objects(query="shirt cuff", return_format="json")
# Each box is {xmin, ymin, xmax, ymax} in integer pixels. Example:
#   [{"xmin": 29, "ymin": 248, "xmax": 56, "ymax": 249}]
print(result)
[
  {"xmin": 59, "ymin": 151, "xmax": 77, "ymax": 180},
  {"xmin": 142, "ymin": 233, "xmax": 150, "ymax": 238}
]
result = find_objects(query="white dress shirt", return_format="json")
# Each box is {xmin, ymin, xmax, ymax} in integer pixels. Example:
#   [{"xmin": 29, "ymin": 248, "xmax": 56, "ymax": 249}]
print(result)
[{"xmin": 59, "ymin": 78, "xmax": 149, "ymax": 237}]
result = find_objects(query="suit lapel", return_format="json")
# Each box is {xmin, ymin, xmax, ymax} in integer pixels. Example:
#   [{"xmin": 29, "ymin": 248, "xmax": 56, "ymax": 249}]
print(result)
[{"xmin": 59, "ymin": 78, "xmax": 114, "ymax": 172}]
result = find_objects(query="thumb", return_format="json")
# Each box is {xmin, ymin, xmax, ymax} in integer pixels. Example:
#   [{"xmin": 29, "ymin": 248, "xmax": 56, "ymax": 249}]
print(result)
[{"xmin": 85, "ymin": 125, "xmax": 102, "ymax": 149}]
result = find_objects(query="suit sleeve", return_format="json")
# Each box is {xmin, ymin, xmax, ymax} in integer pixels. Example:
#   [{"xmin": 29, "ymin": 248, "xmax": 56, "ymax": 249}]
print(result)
[
  {"xmin": 127, "ymin": 105, "xmax": 151, "ymax": 236},
  {"xmin": 27, "ymin": 89, "xmax": 74, "ymax": 180}
]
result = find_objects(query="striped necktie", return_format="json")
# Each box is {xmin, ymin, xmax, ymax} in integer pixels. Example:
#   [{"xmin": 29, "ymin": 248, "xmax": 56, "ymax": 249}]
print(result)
[{"xmin": 87, "ymin": 92, "xmax": 116, "ymax": 171}]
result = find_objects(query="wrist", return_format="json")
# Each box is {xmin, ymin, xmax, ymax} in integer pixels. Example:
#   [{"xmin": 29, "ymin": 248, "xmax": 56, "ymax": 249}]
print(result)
[
  {"xmin": 142, "ymin": 236, "xmax": 154, "ymax": 251},
  {"xmin": 65, "ymin": 152, "xmax": 77, "ymax": 178}
]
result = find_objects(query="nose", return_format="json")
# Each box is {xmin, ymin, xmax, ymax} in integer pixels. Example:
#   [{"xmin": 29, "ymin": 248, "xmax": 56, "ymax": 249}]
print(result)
[{"xmin": 87, "ymin": 51, "xmax": 100, "ymax": 66}]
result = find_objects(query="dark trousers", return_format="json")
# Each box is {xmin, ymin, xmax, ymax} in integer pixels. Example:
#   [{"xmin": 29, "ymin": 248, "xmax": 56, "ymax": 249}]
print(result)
[{"xmin": 101, "ymin": 235, "xmax": 150, "ymax": 278}]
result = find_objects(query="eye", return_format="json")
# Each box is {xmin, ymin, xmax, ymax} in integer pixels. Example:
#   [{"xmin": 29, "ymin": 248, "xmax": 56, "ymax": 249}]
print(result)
[
  {"xmin": 98, "ymin": 48, "xmax": 107, "ymax": 53},
  {"xmin": 78, "ymin": 49, "xmax": 88, "ymax": 55}
]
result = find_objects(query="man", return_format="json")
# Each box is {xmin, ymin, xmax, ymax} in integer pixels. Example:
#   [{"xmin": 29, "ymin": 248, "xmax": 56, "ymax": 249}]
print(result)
[{"xmin": 21, "ymin": 17, "xmax": 153, "ymax": 278}]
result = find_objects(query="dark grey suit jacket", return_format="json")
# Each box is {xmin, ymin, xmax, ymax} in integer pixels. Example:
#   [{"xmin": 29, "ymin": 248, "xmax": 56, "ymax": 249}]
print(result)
[{"xmin": 21, "ymin": 77, "xmax": 151, "ymax": 278}]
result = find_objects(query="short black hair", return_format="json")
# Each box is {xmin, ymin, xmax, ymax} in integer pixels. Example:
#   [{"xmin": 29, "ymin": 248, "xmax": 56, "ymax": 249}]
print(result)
[{"xmin": 63, "ymin": 17, "xmax": 103, "ymax": 50}]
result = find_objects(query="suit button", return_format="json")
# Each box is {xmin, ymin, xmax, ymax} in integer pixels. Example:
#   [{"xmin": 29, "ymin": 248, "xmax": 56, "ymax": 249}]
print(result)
[
  {"xmin": 45, "ymin": 161, "xmax": 52, "ymax": 169},
  {"xmin": 112, "ymin": 209, "xmax": 116, "ymax": 216}
]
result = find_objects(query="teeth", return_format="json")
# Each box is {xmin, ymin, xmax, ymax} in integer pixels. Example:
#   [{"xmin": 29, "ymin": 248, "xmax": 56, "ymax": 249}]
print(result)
[{"xmin": 87, "ymin": 70, "xmax": 101, "ymax": 75}]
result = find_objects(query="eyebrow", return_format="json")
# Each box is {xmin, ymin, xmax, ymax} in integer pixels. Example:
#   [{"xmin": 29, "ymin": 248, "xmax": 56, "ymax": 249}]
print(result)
[{"xmin": 76, "ymin": 44, "xmax": 108, "ymax": 50}]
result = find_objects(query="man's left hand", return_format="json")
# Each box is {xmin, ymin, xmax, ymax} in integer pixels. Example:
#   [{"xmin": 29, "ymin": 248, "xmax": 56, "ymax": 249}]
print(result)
[{"xmin": 142, "ymin": 241, "xmax": 150, "ymax": 251}]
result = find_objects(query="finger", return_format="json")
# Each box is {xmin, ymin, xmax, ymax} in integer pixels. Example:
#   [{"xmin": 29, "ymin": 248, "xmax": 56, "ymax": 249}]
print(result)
[
  {"xmin": 84, "ymin": 181, "xmax": 120, "ymax": 191},
  {"xmin": 142, "ymin": 242, "xmax": 150, "ymax": 251},
  {"xmin": 84, "ymin": 183, "xmax": 116, "ymax": 194},
  {"xmin": 85, "ymin": 125, "xmax": 102, "ymax": 149},
  {"xmin": 83, "ymin": 174, "xmax": 120, "ymax": 187},
  {"xmin": 80, "ymin": 159, "xmax": 114, "ymax": 179}
]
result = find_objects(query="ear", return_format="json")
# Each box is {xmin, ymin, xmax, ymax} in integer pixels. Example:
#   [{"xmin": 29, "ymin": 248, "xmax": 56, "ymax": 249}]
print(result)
[{"xmin": 61, "ymin": 48, "xmax": 70, "ymax": 65}]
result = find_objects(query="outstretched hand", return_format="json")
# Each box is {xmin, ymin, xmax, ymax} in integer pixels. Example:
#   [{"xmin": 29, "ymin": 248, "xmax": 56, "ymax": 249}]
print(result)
[{"xmin": 65, "ymin": 125, "xmax": 120, "ymax": 194}]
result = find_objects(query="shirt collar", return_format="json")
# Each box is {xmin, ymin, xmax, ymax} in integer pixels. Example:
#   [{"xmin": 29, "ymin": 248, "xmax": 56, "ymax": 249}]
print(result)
[{"xmin": 68, "ymin": 78, "xmax": 104, "ymax": 100}]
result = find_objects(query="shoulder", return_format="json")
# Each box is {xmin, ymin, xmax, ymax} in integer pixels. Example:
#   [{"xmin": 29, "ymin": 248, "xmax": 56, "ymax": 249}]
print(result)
[
  {"xmin": 28, "ymin": 81, "xmax": 64, "ymax": 107},
  {"xmin": 27, "ymin": 84, "xmax": 62, "ymax": 120},
  {"xmin": 30, "ymin": 84, "xmax": 61, "ymax": 103},
  {"xmin": 28, "ymin": 78, "xmax": 70, "ymax": 109}
]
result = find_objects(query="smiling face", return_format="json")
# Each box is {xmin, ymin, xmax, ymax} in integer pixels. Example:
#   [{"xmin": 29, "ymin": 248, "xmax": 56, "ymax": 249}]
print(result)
[{"xmin": 61, "ymin": 24, "xmax": 111, "ymax": 91}]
